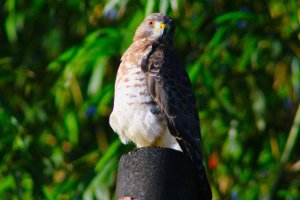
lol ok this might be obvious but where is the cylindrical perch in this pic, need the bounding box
[116,147,208,200]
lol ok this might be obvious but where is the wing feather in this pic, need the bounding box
[142,42,202,152]
[142,42,212,199]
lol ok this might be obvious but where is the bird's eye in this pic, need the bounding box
[148,20,154,26]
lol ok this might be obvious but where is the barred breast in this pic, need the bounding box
[109,39,178,149]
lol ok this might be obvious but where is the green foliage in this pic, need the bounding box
[0,0,299,199]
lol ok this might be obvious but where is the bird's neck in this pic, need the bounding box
[133,38,173,47]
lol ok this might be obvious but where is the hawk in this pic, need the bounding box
[110,13,212,199]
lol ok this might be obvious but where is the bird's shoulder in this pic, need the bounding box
[121,39,154,62]
[143,42,185,73]
[141,42,199,122]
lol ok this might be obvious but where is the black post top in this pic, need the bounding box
[116,147,210,200]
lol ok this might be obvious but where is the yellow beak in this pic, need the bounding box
[160,23,166,29]
[153,22,167,38]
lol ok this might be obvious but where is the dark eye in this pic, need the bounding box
[148,20,154,26]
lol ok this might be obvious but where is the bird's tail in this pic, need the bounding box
[178,140,212,200]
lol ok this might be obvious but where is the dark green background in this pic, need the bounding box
[1,0,299,199]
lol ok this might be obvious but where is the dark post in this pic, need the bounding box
[116,147,208,200]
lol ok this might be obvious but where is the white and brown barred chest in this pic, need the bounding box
[110,39,167,146]
[114,39,155,107]
[110,39,179,149]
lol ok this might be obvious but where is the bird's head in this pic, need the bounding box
[134,13,175,45]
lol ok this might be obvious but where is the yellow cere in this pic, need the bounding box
[160,23,166,29]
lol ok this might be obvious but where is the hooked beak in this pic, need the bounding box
[160,23,166,29]
[154,22,167,38]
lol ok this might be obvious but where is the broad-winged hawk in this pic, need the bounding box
[110,13,212,199]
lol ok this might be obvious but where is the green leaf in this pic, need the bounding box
[64,111,79,145]
[160,0,169,14]
[208,26,228,49]
[145,0,155,16]
[48,47,79,71]
[5,14,18,43]
[238,37,257,70]
[215,11,255,24]
[0,175,14,194]
[87,57,108,96]
[95,139,121,172]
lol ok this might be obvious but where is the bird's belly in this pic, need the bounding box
[110,68,166,146]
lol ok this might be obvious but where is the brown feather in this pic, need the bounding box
[142,41,212,199]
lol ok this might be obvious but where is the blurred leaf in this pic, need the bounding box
[215,11,257,24]
[0,175,14,195]
[222,121,242,160]
[238,36,257,70]
[64,111,79,146]
[291,57,300,98]
[95,139,121,171]
[5,14,18,43]
[83,140,121,200]
[87,57,108,96]
[145,0,155,16]
[207,26,229,49]
[159,0,169,14]
[48,47,79,72]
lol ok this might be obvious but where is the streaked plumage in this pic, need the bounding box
[110,13,212,199]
